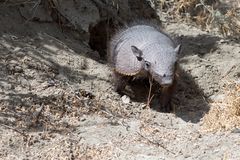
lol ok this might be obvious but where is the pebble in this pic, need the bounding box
[13,47,21,53]
[231,128,240,133]
[209,94,225,101]
[15,51,25,57]
[121,95,130,104]
[19,77,29,88]
[14,65,23,73]
[0,81,12,90]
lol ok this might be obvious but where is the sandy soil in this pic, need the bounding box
[0,1,240,160]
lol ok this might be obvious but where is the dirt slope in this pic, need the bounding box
[0,2,240,160]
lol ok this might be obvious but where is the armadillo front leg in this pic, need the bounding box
[160,79,177,112]
[113,71,130,94]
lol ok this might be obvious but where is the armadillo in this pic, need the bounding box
[108,24,181,112]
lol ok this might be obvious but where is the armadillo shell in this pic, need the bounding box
[114,48,142,76]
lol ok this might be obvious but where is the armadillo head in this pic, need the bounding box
[131,44,181,86]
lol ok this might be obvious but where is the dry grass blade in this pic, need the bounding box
[0,124,28,137]
[155,0,240,36]
[146,76,155,108]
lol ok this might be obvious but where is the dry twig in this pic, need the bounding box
[147,76,155,107]
[137,131,175,155]
[0,124,28,137]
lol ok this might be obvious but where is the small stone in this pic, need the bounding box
[14,65,23,73]
[231,128,240,133]
[80,118,86,122]
[219,39,226,43]
[0,81,12,90]
[47,79,56,87]
[9,60,18,65]
[19,77,29,88]
[15,51,25,57]
[13,47,21,53]
[209,94,225,101]
[235,72,240,78]
[121,95,130,104]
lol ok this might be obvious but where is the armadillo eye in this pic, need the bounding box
[144,61,151,69]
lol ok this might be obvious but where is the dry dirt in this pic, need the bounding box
[0,1,240,160]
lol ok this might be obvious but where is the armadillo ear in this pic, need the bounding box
[174,44,181,55]
[131,45,143,61]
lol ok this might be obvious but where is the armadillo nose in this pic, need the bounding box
[160,79,173,87]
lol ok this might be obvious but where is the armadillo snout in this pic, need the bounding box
[154,76,173,86]
[161,80,173,86]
